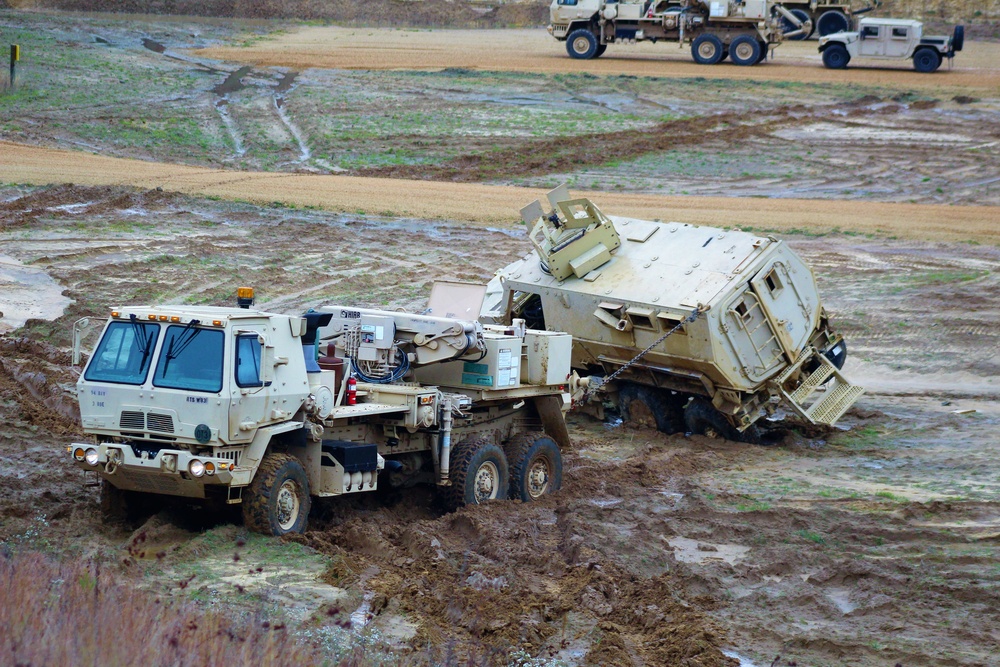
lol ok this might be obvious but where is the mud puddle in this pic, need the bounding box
[0,254,72,333]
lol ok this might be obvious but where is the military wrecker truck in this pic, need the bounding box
[69,289,572,535]
[549,0,806,65]
[479,187,864,442]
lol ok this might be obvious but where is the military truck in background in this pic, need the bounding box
[549,0,802,66]
[69,290,572,536]
[776,0,880,40]
[479,187,864,442]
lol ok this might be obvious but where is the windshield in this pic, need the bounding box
[152,325,225,393]
[84,321,159,385]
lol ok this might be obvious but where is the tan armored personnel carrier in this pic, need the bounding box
[480,187,863,442]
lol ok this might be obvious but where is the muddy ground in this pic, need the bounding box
[1,8,999,667]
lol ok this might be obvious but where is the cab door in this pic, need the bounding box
[859,24,884,56]
[885,25,911,57]
[721,289,785,383]
[228,329,270,442]
[749,261,818,363]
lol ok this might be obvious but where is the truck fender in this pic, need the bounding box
[532,394,571,451]
[230,421,307,487]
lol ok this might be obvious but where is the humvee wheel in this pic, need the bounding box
[566,29,599,60]
[443,437,509,511]
[913,47,942,73]
[817,10,849,36]
[618,383,684,434]
[242,453,311,536]
[821,44,850,69]
[952,25,964,52]
[505,432,563,502]
[729,35,762,66]
[691,34,725,65]
[684,398,761,444]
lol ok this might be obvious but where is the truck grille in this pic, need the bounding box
[120,411,145,430]
[119,411,175,434]
[147,413,175,433]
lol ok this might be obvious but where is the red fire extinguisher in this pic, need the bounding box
[346,376,357,405]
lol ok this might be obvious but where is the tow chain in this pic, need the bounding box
[576,304,706,406]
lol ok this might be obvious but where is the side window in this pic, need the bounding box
[763,268,783,294]
[235,335,263,388]
[891,27,908,38]
[557,0,578,5]
[862,26,879,38]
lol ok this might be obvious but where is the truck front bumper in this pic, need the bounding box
[69,442,236,497]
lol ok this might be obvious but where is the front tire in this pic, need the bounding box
[566,29,599,60]
[822,44,850,69]
[443,437,509,510]
[912,47,942,73]
[243,453,311,536]
[618,383,684,434]
[691,34,725,65]
[505,432,563,502]
[729,35,763,66]
[684,398,761,444]
[817,10,849,36]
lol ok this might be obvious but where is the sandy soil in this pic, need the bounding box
[3,141,999,244]
[195,28,1000,92]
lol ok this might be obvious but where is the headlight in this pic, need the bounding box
[84,448,100,466]
[73,447,86,462]
[188,459,205,477]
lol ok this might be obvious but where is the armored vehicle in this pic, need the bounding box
[819,17,964,71]
[480,187,863,441]
[69,290,571,535]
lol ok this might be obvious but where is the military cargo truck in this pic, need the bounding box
[480,187,863,442]
[69,290,571,535]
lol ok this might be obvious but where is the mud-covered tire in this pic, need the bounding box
[595,43,608,58]
[952,25,964,52]
[817,10,849,36]
[242,453,311,536]
[504,432,563,502]
[566,29,599,60]
[442,437,509,511]
[100,479,129,524]
[683,398,761,444]
[779,8,812,41]
[618,383,685,434]
[691,34,725,65]
[822,44,850,69]
[912,47,942,73]
[729,35,762,66]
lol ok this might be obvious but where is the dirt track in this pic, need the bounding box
[3,141,999,243]
[196,28,1000,92]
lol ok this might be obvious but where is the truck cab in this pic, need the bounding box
[819,17,963,72]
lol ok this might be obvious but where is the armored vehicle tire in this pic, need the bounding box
[821,44,850,69]
[504,432,563,502]
[684,399,761,444]
[595,44,608,57]
[566,29,599,59]
[443,437,509,511]
[729,36,763,66]
[913,47,942,73]
[817,10,849,36]
[691,34,725,65]
[619,383,685,434]
[242,453,311,536]
[952,25,964,52]
[100,479,159,524]
[780,9,812,40]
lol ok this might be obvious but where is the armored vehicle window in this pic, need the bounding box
[763,268,783,294]
[84,321,159,385]
[627,308,656,330]
[152,325,224,393]
[515,292,546,331]
[734,300,752,324]
[891,27,909,38]
[657,313,688,335]
[235,335,263,388]
[862,26,879,38]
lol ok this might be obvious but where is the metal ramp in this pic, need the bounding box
[773,347,865,426]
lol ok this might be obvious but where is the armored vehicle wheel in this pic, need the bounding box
[504,432,563,502]
[729,36,762,66]
[691,34,725,65]
[817,10,849,36]
[618,383,684,434]
[952,25,964,52]
[100,478,129,524]
[566,29,599,60]
[912,47,942,73]
[821,44,850,69]
[595,44,608,58]
[443,437,509,511]
[684,398,761,444]
[779,8,812,40]
[242,453,311,536]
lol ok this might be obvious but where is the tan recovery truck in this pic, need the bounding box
[69,290,572,535]
[549,0,805,65]
[479,187,864,442]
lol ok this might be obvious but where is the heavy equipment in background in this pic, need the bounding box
[69,289,572,535]
[776,0,880,40]
[819,17,963,71]
[479,187,864,442]
[549,0,802,66]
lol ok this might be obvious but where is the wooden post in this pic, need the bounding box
[9,45,19,88]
